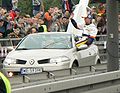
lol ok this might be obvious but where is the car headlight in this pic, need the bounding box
[4,58,16,64]
[50,56,70,63]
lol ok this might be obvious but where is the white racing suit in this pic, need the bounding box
[71,18,98,47]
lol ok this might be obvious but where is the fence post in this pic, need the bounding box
[107,0,119,71]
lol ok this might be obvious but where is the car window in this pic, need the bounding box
[16,34,73,49]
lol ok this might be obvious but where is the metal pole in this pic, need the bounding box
[107,0,119,71]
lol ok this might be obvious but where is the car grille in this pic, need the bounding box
[38,59,50,64]
[16,59,27,64]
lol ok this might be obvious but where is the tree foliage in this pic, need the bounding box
[18,0,32,15]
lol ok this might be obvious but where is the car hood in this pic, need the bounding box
[7,49,71,60]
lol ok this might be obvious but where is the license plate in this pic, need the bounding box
[20,67,43,75]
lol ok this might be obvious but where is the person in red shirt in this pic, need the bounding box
[9,8,20,21]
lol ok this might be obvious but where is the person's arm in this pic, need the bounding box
[69,13,83,30]
[0,33,3,37]
[71,18,79,29]
[44,12,52,21]
[71,18,84,30]
[40,1,44,13]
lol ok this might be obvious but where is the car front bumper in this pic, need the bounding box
[3,61,71,73]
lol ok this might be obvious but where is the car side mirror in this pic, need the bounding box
[76,44,88,51]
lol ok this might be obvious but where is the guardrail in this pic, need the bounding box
[12,70,120,93]
[0,38,22,62]
[0,38,22,47]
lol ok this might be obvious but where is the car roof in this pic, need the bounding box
[28,32,72,36]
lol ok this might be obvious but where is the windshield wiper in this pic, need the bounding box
[42,41,59,49]
[16,48,29,50]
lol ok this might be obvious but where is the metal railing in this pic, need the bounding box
[0,38,22,47]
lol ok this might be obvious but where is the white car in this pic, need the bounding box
[3,32,100,76]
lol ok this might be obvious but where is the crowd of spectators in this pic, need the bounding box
[0,2,107,39]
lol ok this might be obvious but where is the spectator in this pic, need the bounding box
[62,0,74,14]
[44,7,54,32]
[50,16,68,32]
[91,6,97,25]
[9,9,16,21]
[32,0,44,16]
[0,8,7,19]
[96,13,106,41]
[64,10,70,18]
[4,13,14,35]
[50,14,62,32]
[34,12,42,19]
[9,8,20,21]
[0,18,7,38]
[12,0,18,10]
[52,7,62,21]
[17,18,26,37]
[49,7,63,32]
[9,28,20,38]
[32,17,39,28]
[23,14,32,33]
[38,18,47,32]
[27,26,38,34]
[62,16,69,32]
[97,3,106,16]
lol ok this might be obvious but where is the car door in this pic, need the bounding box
[77,46,97,67]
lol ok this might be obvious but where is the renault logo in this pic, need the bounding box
[29,59,35,65]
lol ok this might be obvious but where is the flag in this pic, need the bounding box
[67,0,89,36]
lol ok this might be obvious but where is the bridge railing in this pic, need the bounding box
[0,38,22,62]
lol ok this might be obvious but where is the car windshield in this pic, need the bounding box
[16,33,73,49]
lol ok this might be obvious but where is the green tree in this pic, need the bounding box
[43,0,61,11]
[18,0,32,15]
